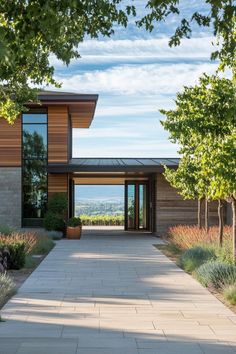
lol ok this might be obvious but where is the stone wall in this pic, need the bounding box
[0,167,21,228]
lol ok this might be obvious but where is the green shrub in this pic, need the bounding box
[179,246,215,272]
[0,232,37,254]
[48,193,68,214]
[4,242,26,269]
[0,273,16,307]
[46,231,63,240]
[223,284,236,305]
[24,255,38,268]
[32,236,54,255]
[43,212,65,231]
[195,261,236,289]
[67,217,82,227]
[0,225,15,235]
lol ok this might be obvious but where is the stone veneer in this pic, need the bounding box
[0,167,21,228]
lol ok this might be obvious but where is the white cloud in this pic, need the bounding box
[56,62,219,96]
[50,36,217,67]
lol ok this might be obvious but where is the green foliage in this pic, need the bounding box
[32,236,54,255]
[0,2,234,123]
[43,212,65,231]
[47,193,68,214]
[46,231,63,240]
[0,1,135,123]
[162,75,236,205]
[0,241,26,270]
[165,243,182,256]
[223,284,236,305]
[80,214,124,226]
[0,225,15,235]
[24,255,38,269]
[67,217,82,227]
[179,246,215,272]
[195,261,236,289]
[0,273,16,308]
[44,193,67,232]
[205,242,234,265]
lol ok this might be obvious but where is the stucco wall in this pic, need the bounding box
[0,167,21,228]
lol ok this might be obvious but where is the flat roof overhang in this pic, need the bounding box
[47,158,180,174]
[27,91,98,129]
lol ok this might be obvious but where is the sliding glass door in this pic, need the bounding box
[125,182,149,230]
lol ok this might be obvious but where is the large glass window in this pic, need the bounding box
[22,113,48,226]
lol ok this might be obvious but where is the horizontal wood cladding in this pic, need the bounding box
[155,173,218,235]
[0,117,21,166]
[48,174,68,198]
[70,101,96,128]
[48,106,69,163]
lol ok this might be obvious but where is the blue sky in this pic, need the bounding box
[50,0,220,158]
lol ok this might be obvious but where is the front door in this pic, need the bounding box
[125,181,149,231]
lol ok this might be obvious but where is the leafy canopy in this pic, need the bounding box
[0,1,235,123]
[161,74,236,202]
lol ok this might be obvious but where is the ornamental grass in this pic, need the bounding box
[0,232,37,254]
[167,225,232,250]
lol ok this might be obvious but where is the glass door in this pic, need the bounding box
[125,181,149,230]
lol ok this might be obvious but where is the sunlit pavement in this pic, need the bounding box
[0,230,236,354]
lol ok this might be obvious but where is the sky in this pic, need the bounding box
[50,0,221,158]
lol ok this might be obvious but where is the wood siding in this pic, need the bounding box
[70,101,96,128]
[48,173,68,198]
[0,117,21,166]
[155,173,218,235]
[48,106,69,163]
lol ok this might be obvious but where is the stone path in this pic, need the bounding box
[0,230,236,354]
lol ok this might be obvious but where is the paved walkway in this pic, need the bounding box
[1,231,236,354]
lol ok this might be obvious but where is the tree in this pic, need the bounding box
[161,74,236,254]
[197,134,236,251]
[164,155,205,228]
[0,1,235,124]
[0,0,135,124]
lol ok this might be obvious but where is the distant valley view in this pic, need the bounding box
[74,185,124,225]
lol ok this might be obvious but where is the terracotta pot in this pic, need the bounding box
[66,225,82,239]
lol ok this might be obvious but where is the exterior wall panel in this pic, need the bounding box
[0,117,21,166]
[48,106,69,163]
[155,173,218,235]
[0,167,21,227]
[48,173,68,197]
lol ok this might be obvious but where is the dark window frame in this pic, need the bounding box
[21,110,48,227]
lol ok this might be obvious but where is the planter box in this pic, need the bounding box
[66,225,82,239]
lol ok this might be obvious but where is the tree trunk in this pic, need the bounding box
[232,198,236,261]
[198,199,203,229]
[205,199,209,233]
[218,199,224,247]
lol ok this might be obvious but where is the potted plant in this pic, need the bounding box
[66,217,82,239]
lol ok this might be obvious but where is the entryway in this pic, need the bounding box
[70,176,155,232]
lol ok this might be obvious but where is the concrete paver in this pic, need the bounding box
[0,230,236,353]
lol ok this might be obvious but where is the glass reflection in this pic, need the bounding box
[127,184,135,229]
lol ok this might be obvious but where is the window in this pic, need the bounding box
[22,112,48,226]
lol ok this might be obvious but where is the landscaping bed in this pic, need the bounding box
[155,224,236,314]
[0,226,55,311]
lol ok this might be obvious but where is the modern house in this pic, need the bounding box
[0,91,219,233]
